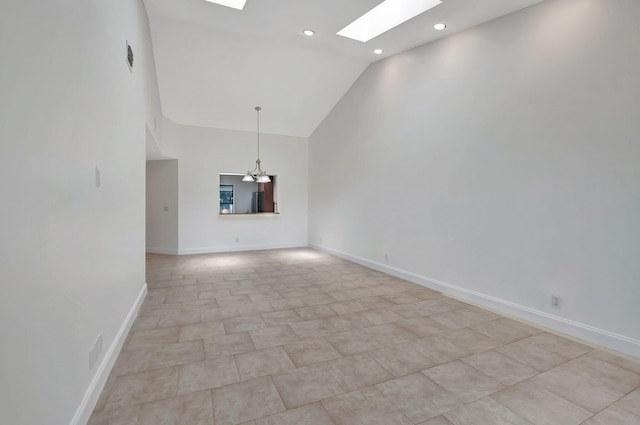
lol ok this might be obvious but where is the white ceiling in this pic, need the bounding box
[144,0,545,137]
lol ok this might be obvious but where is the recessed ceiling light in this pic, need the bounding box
[337,0,443,43]
[433,23,447,30]
[373,49,384,55]
[303,29,315,36]
[203,0,247,11]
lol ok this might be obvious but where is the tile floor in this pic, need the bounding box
[89,248,640,425]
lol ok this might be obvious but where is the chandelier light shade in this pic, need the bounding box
[243,106,271,183]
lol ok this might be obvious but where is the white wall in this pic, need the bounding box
[146,160,179,254]
[309,0,640,357]
[0,1,163,424]
[162,119,308,254]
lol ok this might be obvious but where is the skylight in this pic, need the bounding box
[337,0,443,42]
[203,0,247,11]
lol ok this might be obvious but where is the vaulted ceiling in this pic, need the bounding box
[144,0,545,137]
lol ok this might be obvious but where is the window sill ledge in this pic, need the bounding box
[219,213,280,216]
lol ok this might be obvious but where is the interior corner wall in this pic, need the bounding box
[309,0,640,357]
[146,159,179,254]
[0,1,163,424]
[161,119,308,254]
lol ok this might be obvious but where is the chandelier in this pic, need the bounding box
[243,106,271,183]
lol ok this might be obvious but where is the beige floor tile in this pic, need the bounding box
[105,367,178,410]
[201,306,239,321]
[413,334,470,364]
[325,313,372,332]
[177,356,240,393]
[88,406,140,425]
[236,347,295,380]
[491,381,592,425]
[495,318,542,336]
[138,304,186,318]
[394,299,458,318]
[422,360,505,403]
[617,387,640,416]
[584,405,640,425]
[131,316,160,332]
[461,351,538,386]
[273,363,345,409]
[459,306,502,323]
[179,321,225,342]
[283,338,342,367]
[429,310,477,330]
[366,323,419,346]
[238,302,275,316]
[254,403,336,425]
[156,311,201,329]
[444,397,533,425]
[564,355,640,393]
[322,386,413,425]
[112,340,204,376]
[303,293,336,306]
[249,325,299,349]
[496,339,568,372]
[589,350,640,374]
[93,378,115,413]
[358,296,397,309]
[327,290,356,302]
[328,301,367,315]
[261,309,303,325]
[325,353,393,391]
[290,319,338,338]
[402,287,440,300]
[224,315,267,334]
[418,417,454,425]
[470,320,532,344]
[443,328,500,353]
[296,305,337,320]
[138,390,214,425]
[127,327,181,351]
[361,308,404,325]
[198,289,231,300]
[217,295,252,306]
[398,317,447,337]
[101,250,636,425]
[167,293,200,304]
[212,376,285,425]
[376,373,461,423]
[529,361,624,412]
[383,293,422,305]
[279,289,309,299]
[521,333,591,359]
[369,342,435,377]
[271,297,307,311]
[205,333,255,357]
[326,330,382,355]
[248,293,283,303]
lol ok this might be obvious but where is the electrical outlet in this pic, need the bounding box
[163,206,169,212]
[95,167,101,188]
[235,238,239,243]
[384,253,389,262]
[551,295,561,309]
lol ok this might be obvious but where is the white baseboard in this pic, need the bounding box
[178,242,308,255]
[310,243,640,359]
[69,283,148,425]
[146,247,179,255]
